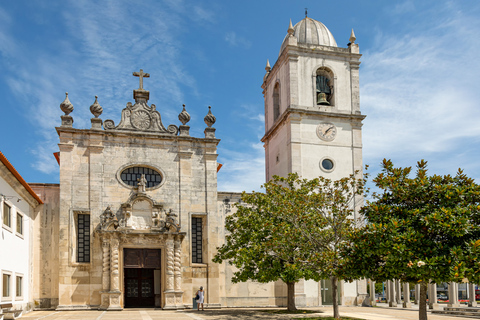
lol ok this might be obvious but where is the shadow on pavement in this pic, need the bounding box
[182,308,325,319]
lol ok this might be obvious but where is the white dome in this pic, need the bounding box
[280,17,337,56]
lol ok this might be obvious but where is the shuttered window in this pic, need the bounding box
[192,217,203,263]
[77,214,91,263]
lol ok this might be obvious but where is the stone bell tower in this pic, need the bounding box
[261,17,364,184]
[261,16,366,306]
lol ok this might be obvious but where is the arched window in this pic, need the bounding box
[273,82,280,121]
[315,68,334,106]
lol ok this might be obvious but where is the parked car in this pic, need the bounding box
[437,293,448,300]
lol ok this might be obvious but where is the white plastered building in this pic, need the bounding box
[0,151,43,315]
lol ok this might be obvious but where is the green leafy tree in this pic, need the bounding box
[279,173,366,319]
[213,172,366,318]
[213,173,320,311]
[344,159,480,320]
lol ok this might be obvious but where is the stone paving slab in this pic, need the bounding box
[19,307,477,320]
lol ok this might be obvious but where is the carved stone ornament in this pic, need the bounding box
[104,101,178,134]
[165,209,179,232]
[60,92,74,115]
[178,104,191,125]
[103,70,178,134]
[204,106,216,128]
[90,95,103,118]
[112,192,180,233]
[99,206,119,231]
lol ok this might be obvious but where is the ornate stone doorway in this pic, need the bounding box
[124,249,161,308]
[124,268,155,307]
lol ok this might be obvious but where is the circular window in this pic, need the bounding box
[320,158,335,172]
[120,166,162,188]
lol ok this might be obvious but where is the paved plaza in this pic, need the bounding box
[19,306,475,320]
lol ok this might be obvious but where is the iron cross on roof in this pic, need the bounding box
[133,69,150,90]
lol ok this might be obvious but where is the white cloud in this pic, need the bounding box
[391,0,415,14]
[361,6,480,179]
[193,6,214,22]
[217,142,265,192]
[0,0,204,179]
[225,31,251,48]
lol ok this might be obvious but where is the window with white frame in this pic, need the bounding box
[15,275,22,298]
[3,202,11,228]
[16,212,23,235]
[2,272,11,299]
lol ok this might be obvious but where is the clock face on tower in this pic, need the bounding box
[316,122,337,141]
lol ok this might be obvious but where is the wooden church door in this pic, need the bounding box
[124,249,161,308]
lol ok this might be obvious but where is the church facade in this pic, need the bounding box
[2,16,367,312]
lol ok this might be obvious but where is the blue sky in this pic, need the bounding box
[0,0,479,192]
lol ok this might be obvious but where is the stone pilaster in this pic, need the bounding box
[349,60,361,114]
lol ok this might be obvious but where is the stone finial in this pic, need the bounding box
[60,92,74,115]
[178,104,191,125]
[349,29,356,44]
[90,96,103,118]
[288,19,294,36]
[265,59,271,72]
[204,106,216,128]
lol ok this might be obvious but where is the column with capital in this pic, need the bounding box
[174,235,182,291]
[107,237,122,310]
[164,235,176,309]
[102,239,110,291]
[99,238,111,310]
[110,238,120,291]
[173,235,185,309]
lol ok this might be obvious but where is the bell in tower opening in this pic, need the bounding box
[316,75,332,105]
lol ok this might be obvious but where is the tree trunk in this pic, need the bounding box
[287,281,297,311]
[332,276,340,319]
[419,281,428,320]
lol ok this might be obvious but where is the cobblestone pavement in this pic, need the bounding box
[19,306,475,320]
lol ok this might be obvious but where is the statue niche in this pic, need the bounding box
[316,67,334,106]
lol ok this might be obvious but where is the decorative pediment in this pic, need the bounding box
[103,69,178,135]
[104,100,178,134]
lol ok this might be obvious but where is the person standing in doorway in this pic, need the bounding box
[196,286,205,311]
